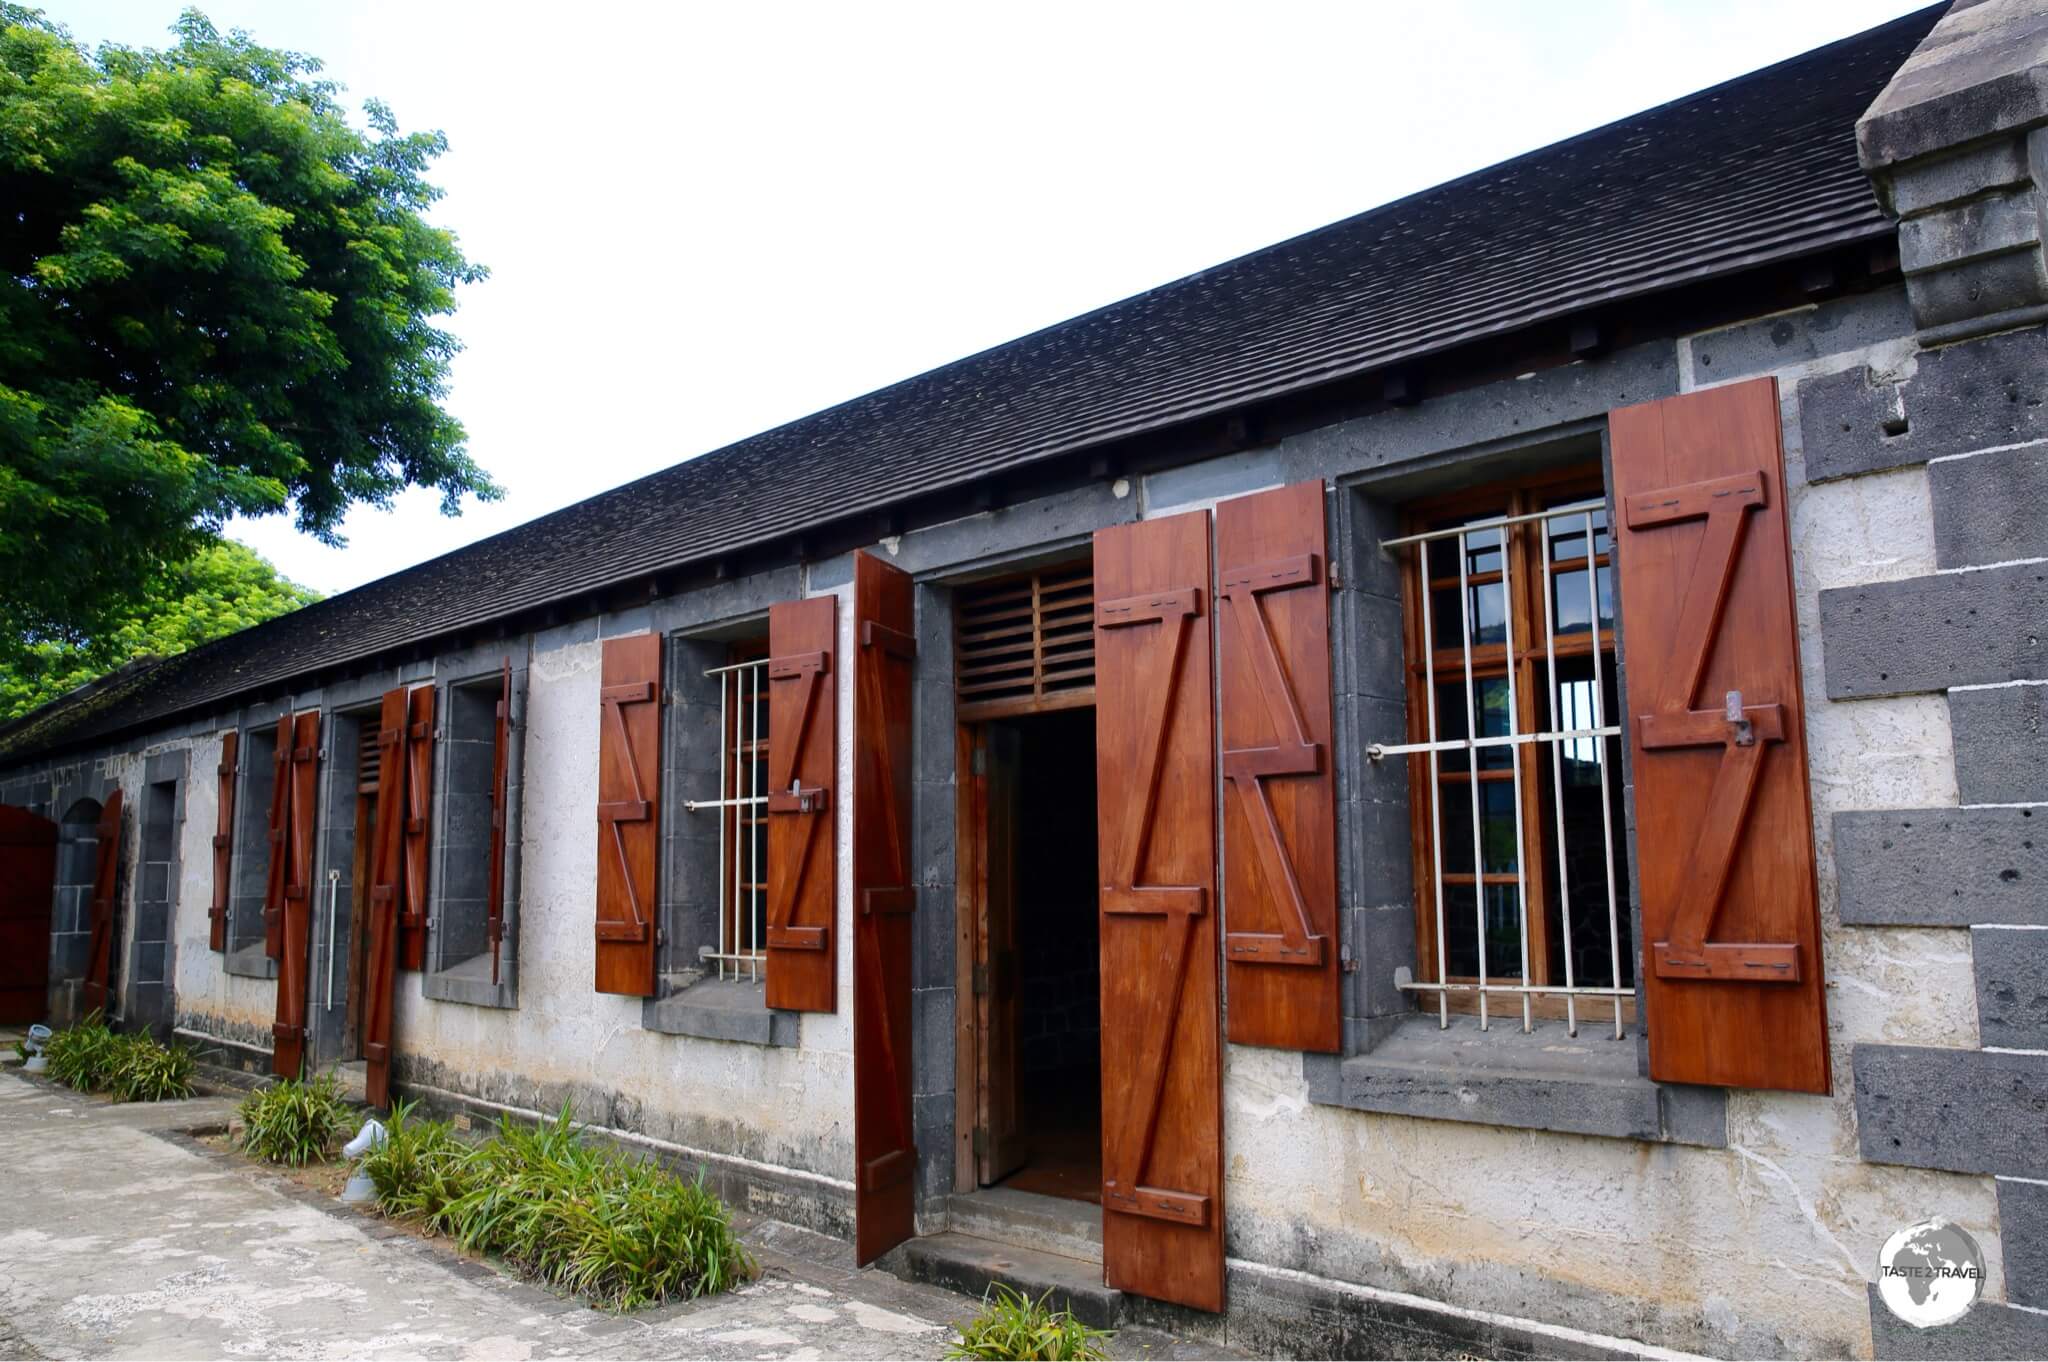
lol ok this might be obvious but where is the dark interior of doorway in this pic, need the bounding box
[982,705,1101,1204]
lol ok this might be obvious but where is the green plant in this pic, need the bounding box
[42,1011,123,1091]
[108,1036,196,1102]
[433,1107,754,1310]
[946,1285,1111,1362]
[238,1072,351,1166]
[11,1037,27,1063]
[361,1098,473,1222]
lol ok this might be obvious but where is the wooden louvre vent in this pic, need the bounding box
[357,722,382,794]
[954,560,1095,720]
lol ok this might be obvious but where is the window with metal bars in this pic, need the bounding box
[954,559,1095,721]
[682,645,770,981]
[1374,467,1635,1037]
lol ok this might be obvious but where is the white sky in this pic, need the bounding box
[54,0,1930,597]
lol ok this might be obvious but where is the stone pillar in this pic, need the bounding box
[1858,0,2048,342]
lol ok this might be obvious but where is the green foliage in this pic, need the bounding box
[0,538,319,720]
[238,1071,350,1165]
[359,1097,473,1223]
[946,1285,1111,1362]
[37,1011,194,1100]
[107,1035,195,1102]
[426,1107,753,1311]
[41,1009,122,1090]
[0,4,495,667]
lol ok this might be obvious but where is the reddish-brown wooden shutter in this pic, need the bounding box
[363,686,410,1108]
[488,658,512,985]
[1215,480,1340,1053]
[208,731,238,952]
[596,634,662,996]
[1092,510,1224,1313]
[1609,377,1829,1094]
[766,595,838,1013]
[851,553,918,1264]
[399,685,436,970]
[80,788,124,1014]
[262,713,292,958]
[272,710,321,1079]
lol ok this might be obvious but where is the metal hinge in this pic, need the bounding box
[971,745,986,776]
[971,963,989,997]
[971,1127,989,1157]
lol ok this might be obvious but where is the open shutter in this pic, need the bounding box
[488,658,512,984]
[272,710,321,1079]
[1092,510,1224,1313]
[765,595,838,1013]
[399,686,436,970]
[596,634,661,996]
[262,713,291,958]
[1215,480,1340,1053]
[852,552,918,1264]
[363,687,409,1108]
[81,788,124,1013]
[208,731,238,952]
[1610,377,1829,1094]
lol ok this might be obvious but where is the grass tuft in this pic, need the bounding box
[42,1010,123,1090]
[946,1284,1111,1361]
[106,1035,195,1101]
[238,1072,351,1165]
[359,1097,473,1223]
[366,1104,753,1311]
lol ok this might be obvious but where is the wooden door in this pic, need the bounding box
[1609,377,1830,1093]
[1216,480,1340,1052]
[363,687,409,1108]
[399,685,436,970]
[80,789,125,1015]
[975,722,1028,1186]
[1092,510,1224,1313]
[273,710,321,1079]
[852,551,919,1265]
[0,806,58,1024]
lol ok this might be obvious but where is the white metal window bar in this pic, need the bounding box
[1369,497,1629,1037]
[683,656,769,981]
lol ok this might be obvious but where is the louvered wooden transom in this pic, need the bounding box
[954,561,1095,719]
[356,722,381,794]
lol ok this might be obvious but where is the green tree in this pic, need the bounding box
[0,4,494,667]
[0,538,320,721]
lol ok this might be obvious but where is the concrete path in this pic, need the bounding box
[0,1070,1212,1360]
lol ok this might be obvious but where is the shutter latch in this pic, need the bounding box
[1725,690,1755,747]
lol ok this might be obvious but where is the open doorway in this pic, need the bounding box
[970,705,1101,1203]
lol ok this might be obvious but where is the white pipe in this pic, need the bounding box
[325,868,340,1011]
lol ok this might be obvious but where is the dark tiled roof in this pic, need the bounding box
[0,5,1940,764]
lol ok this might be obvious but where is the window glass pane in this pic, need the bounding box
[1535,655,1632,991]
[1438,779,1518,875]
[1426,524,1503,581]
[1431,581,1506,650]
[1550,565,1615,636]
[1441,882,1525,980]
[1433,677,1512,771]
[1545,505,1610,562]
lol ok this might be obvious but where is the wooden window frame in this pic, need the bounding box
[1397,462,1634,1025]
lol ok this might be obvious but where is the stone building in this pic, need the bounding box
[2,3,2043,1356]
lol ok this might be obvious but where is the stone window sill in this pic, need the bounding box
[222,941,277,981]
[642,976,798,1047]
[1303,1014,1726,1147]
[422,952,517,1010]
